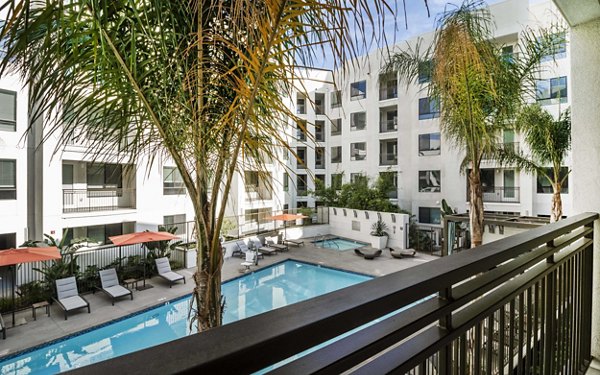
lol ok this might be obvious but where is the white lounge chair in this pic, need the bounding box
[235,240,264,260]
[255,236,278,256]
[284,238,304,247]
[155,257,186,288]
[241,251,257,272]
[99,268,133,305]
[54,277,90,320]
[266,237,288,252]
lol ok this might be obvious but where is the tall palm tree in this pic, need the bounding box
[500,105,571,222]
[0,0,392,330]
[386,0,561,247]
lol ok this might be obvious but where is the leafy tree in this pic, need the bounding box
[312,176,401,213]
[498,105,571,222]
[386,0,561,246]
[0,0,391,330]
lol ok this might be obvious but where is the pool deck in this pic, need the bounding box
[0,239,436,359]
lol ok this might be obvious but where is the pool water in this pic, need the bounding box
[0,261,371,374]
[312,237,368,251]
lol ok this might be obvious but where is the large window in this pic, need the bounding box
[0,90,16,132]
[315,120,325,142]
[163,166,185,195]
[66,222,135,246]
[164,214,186,235]
[0,233,16,250]
[297,174,307,196]
[296,93,306,114]
[283,173,289,191]
[331,146,342,163]
[379,73,397,100]
[296,147,307,169]
[419,207,441,225]
[419,170,441,193]
[419,97,440,119]
[350,142,367,161]
[87,163,123,189]
[314,93,325,115]
[331,118,342,136]
[331,90,342,108]
[541,32,567,61]
[536,76,567,104]
[418,60,432,84]
[331,174,343,190]
[315,147,325,169]
[537,167,569,194]
[350,80,367,100]
[350,173,366,184]
[0,159,16,199]
[244,171,259,191]
[296,120,307,141]
[380,171,398,199]
[350,112,366,131]
[418,133,441,156]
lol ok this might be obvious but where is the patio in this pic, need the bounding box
[0,238,435,358]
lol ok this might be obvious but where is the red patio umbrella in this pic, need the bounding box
[109,231,179,290]
[266,213,309,241]
[0,247,61,326]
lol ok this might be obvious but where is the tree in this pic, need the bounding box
[386,0,561,247]
[0,0,392,330]
[499,105,571,222]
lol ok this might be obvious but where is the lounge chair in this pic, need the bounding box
[0,314,5,339]
[235,240,264,260]
[241,251,257,272]
[98,268,133,305]
[254,237,278,256]
[155,257,186,288]
[284,238,304,247]
[54,277,90,320]
[389,247,417,259]
[266,238,288,252]
[354,248,382,260]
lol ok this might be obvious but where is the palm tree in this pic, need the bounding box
[500,105,571,222]
[0,0,392,330]
[386,0,561,247]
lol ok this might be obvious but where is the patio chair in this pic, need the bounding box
[98,268,133,305]
[54,277,91,320]
[0,313,5,339]
[266,238,288,252]
[354,248,382,260]
[235,240,264,260]
[389,247,417,259]
[155,257,186,288]
[241,251,257,272]
[255,237,278,256]
[284,238,304,247]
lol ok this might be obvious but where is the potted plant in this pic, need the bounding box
[370,219,389,250]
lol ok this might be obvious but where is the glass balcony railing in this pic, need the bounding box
[379,152,398,165]
[62,188,136,213]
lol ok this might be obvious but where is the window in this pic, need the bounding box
[331,90,342,108]
[418,60,432,84]
[380,171,398,199]
[350,173,366,184]
[379,73,397,100]
[0,233,16,250]
[244,171,259,191]
[0,159,16,199]
[331,174,343,190]
[315,120,325,142]
[418,133,441,156]
[419,97,440,119]
[314,93,325,115]
[331,146,342,163]
[536,76,567,104]
[537,167,569,194]
[379,140,397,166]
[296,120,307,141]
[350,112,366,131]
[164,214,186,235]
[62,164,74,185]
[419,170,441,192]
[331,118,342,136]
[296,93,306,114]
[245,208,272,225]
[297,174,307,196]
[501,45,514,63]
[419,207,441,224]
[350,80,367,100]
[0,90,16,132]
[315,147,325,169]
[350,142,367,161]
[315,174,325,186]
[163,166,185,195]
[69,223,134,246]
[379,107,398,132]
[283,173,289,191]
[87,163,123,189]
[541,32,567,61]
[296,147,307,169]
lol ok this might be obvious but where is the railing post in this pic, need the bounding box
[438,286,453,375]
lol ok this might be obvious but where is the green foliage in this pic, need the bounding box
[220,219,237,240]
[370,220,389,237]
[18,281,51,305]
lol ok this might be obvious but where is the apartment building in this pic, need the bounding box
[285,0,572,228]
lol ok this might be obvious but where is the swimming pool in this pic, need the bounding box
[312,237,368,251]
[0,261,371,374]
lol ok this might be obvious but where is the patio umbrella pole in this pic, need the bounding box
[137,243,153,291]
[11,265,15,327]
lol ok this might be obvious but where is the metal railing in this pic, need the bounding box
[380,152,398,165]
[380,119,398,132]
[62,188,136,213]
[379,87,398,100]
[467,186,521,203]
[77,213,597,375]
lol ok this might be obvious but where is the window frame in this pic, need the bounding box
[418,133,441,156]
[0,89,17,132]
[0,159,16,200]
[418,170,441,193]
[418,97,440,120]
[350,80,367,100]
[163,166,186,195]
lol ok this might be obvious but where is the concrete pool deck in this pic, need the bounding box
[0,239,436,359]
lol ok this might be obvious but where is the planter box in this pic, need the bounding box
[184,248,197,268]
[370,235,388,250]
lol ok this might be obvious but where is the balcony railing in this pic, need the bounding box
[380,152,398,165]
[245,187,272,201]
[380,119,398,133]
[351,149,367,161]
[79,212,598,374]
[468,186,521,203]
[62,188,136,213]
[315,161,325,169]
[379,87,398,100]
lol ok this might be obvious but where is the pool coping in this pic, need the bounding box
[0,258,374,363]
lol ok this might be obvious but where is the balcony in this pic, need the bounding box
[62,188,136,213]
[379,118,397,133]
[468,186,521,203]
[380,152,398,166]
[483,142,520,160]
[245,187,272,201]
[82,212,598,374]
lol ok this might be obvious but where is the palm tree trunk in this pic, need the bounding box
[469,168,485,247]
[551,182,562,223]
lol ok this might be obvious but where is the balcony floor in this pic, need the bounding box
[0,239,436,359]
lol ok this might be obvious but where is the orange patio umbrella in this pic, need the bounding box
[0,247,61,326]
[109,231,179,290]
[266,213,308,241]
